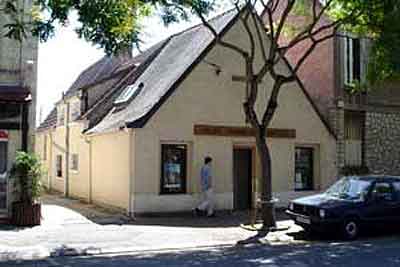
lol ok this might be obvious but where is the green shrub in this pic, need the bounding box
[10,152,43,203]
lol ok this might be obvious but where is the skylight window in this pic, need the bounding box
[115,82,144,105]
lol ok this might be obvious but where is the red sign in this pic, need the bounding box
[0,130,8,140]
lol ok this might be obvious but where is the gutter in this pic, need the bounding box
[63,98,70,197]
[84,135,93,203]
[127,127,134,218]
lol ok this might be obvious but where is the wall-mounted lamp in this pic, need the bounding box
[203,60,222,76]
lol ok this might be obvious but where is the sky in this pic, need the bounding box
[36,14,195,125]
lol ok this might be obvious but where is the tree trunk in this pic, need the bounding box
[255,129,276,230]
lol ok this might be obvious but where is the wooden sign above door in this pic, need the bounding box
[194,125,296,139]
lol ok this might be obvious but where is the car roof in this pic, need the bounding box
[346,175,400,183]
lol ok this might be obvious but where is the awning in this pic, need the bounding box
[0,85,30,102]
[0,130,8,141]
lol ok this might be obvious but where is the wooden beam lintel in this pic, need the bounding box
[194,124,296,139]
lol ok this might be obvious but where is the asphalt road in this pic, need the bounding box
[3,237,400,267]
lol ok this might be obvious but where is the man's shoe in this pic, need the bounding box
[207,212,216,218]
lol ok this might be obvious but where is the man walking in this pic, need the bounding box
[195,156,215,217]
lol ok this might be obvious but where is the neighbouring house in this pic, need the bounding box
[262,0,400,175]
[36,7,336,215]
[0,0,38,220]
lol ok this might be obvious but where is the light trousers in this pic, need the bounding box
[197,188,215,216]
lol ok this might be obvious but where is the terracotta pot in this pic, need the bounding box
[11,202,41,226]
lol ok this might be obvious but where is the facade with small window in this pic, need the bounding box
[37,8,337,214]
[36,94,92,200]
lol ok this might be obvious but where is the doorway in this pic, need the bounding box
[233,148,253,210]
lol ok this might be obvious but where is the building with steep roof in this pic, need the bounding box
[36,7,336,214]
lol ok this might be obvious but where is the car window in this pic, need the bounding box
[372,182,394,202]
[393,182,400,201]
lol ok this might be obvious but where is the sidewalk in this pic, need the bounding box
[0,194,300,261]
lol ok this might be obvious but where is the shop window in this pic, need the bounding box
[161,144,187,194]
[0,141,7,175]
[0,104,20,120]
[71,154,79,171]
[56,155,63,177]
[295,147,314,191]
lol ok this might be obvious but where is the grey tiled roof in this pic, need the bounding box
[87,9,239,134]
[83,40,170,130]
[65,54,134,97]
[36,40,168,132]
[36,107,57,131]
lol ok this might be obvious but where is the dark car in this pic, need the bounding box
[286,175,400,240]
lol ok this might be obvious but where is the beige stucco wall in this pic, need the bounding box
[35,96,91,201]
[90,130,131,210]
[68,123,90,200]
[131,12,336,213]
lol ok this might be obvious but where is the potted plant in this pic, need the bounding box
[10,152,43,226]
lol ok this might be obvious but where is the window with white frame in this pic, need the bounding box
[344,36,361,85]
[43,135,47,160]
[56,155,63,177]
[71,154,79,171]
[70,101,81,121]
[57,106,65,126]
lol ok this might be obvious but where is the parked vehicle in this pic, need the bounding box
[286,175,400,240]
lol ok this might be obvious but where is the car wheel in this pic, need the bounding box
[342,218,359,240]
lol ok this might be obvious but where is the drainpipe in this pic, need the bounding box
[127,128,134,218]
[64,99,70,197]
[84,135,93,203]
[48,131,53,190]
[20,102,29,152]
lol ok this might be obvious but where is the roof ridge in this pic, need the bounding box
[132,7,238,56]
[169,8,237,39]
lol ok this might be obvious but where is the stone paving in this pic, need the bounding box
[0,194,301,262]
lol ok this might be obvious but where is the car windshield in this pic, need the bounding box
[325,177,372,201]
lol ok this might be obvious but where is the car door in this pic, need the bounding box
[368,181,397,223]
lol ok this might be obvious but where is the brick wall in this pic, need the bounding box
[262,0,337,121]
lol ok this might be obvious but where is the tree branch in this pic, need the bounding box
[274,0,295,44]
[262,76,284,126]
[237,4,256,61]
[292,29,338,73]
[194,7,249,59]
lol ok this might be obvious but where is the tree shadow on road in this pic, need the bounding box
[5,238,400,267]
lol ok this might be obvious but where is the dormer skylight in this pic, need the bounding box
[114,82,144,105]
